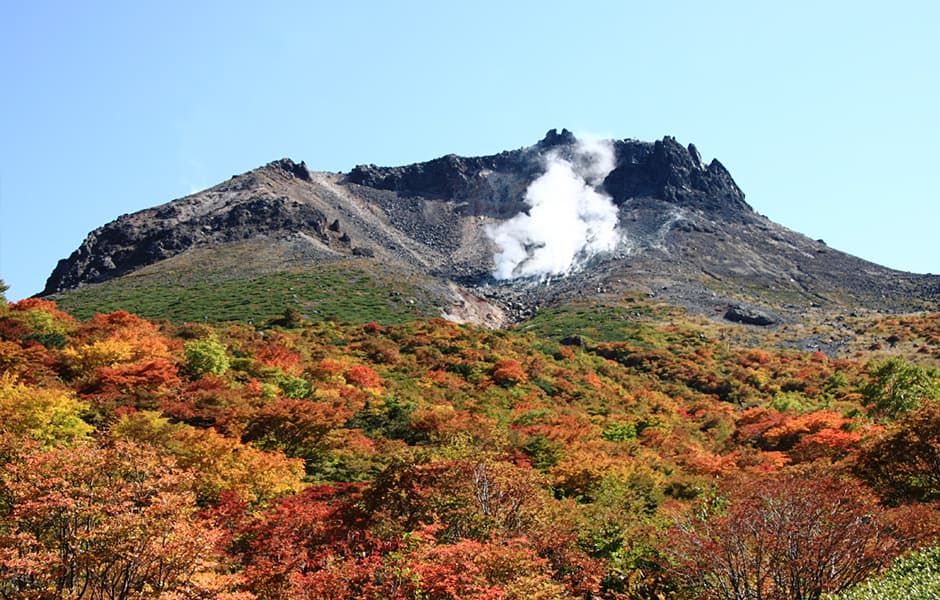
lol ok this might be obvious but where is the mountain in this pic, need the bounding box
[42,129,940,328]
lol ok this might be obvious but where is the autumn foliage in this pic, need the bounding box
[1,295,938,598]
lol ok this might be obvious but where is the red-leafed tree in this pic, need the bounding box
[251,334,305,376]
[669,471,905,600]
[231,484,382,599]
[344,364,384,390]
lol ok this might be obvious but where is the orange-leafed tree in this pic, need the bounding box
[251,334,305,376]
[492,359,529,386]
[344,364,384,390]
[0,441,229,599]
[242,397,353,476]
[65,310,175,367]
[377,531,567,600]
[60,311,182,411]
[363,454,551,543]
[109,410,305,505]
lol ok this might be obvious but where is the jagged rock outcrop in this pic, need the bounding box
[603,136,751,218]
[347,129,750,221]
[346,129,573,200]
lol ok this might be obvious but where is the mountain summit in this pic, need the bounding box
[42,130,939,326]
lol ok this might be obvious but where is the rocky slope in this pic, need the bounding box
[42,130,940,327]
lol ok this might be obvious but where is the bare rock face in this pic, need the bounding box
[604,136,751,219]
[347,128,574,198]
[347,130,750,222]
[346,129,570,218]
[41,131,940,323]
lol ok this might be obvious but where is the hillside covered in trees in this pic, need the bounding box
[2,283,940,599]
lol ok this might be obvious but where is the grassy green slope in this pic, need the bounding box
[52,264,440,325]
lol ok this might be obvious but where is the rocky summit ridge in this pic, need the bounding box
[42,129,940,328]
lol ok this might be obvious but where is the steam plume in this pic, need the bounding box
[488,137,620,280]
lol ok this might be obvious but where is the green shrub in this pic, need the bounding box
[522,434,562,470]
[770,390,814,413]
[276,374,311,399]
[183,337,230,377]
[602,421,637,442]
[863,357,940,419]
[825,546,940,600]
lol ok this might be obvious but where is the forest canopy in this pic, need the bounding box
[1,293,939,599]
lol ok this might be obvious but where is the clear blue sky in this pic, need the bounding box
[2,1,938,301]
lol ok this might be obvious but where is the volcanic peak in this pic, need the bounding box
[39,129,939,329]
[348,129,751,221]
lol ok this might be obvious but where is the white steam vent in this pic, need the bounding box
[487,136,621,280]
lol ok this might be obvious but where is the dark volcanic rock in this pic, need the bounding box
[349,130,750,222]
[724,304,777,327]
[536,127,578,148]
[560,334,586,347]
[603,136,751,218]
[349,154,486,199]
[346,128,581,202]
[214,197,327,238]
[272,158,311,182]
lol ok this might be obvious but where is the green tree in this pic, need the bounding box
[602,421,637,442]
[183,336,230,377]
[863,357,940,419]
